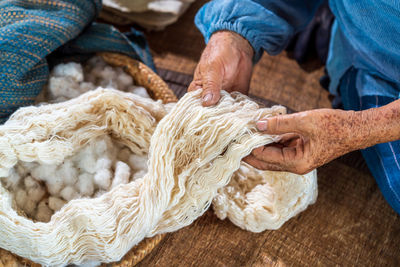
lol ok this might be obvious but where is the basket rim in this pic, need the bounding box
[2,52,175,266]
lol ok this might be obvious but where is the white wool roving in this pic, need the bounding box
[0,89,317,265]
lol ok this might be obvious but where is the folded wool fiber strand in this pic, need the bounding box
[0,89,317,265]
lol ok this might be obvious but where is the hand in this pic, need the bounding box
[244,109,365,174]
[188,31,254,106]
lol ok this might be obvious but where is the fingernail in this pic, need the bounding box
[203,93,213,103]
[256,121,267,131]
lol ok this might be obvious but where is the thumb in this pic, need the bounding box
[201,70,222,107]
[256,114,299,135]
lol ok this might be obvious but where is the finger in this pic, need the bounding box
[251,138,304,164]
[187,80,202,92]
[201,69,223,106]
[243,154,286,171]
[256,114,299,135]
[252,145,285,164]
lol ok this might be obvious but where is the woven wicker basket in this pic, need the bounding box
[0,52,176,266]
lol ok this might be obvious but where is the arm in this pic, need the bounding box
[189,0,323,106]
[244,100,400,174]
[195,0,324,61]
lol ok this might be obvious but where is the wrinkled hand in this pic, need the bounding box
[188,31,254,106]
[244,109,364,174]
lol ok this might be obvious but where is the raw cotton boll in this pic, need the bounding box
[27,183,46,203]
[117,147,132,163]
[79,82,96,94]
[116,71,133,90]
[128,154,148,172]
[15,189,28,210]
[3,168,21,190]
[31,164,58,182]
[131,170,146,181]
[48,196,66,212]
[77,173,95,196]
[57,160,78,186]
[46,177,65,196]
[36,200,53,222]
[94,136,114,157]
[127,86,151,98]
[24,175,39,189]
[112,161,131,188]
[20,161,38,171]
[48,76,81,99]
[94,169,112,190]
[60,186,79,201]
[52,62,84,82]
[96,157,112,171]
[15,164,29,177]
[99,66,117,87]
[76,146,98,174]
[23,199,37,217]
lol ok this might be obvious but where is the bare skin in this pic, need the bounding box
[188,31,254,105]
[188,30,400,174]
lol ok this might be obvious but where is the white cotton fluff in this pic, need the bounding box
[94,169,112,190]
[117,72,133,89]
[132,169,146,181]
[15,189,27,210]
[52,62,84,82]
[24,176,38,189]
[112,161,130,188]
[27,184,46,203]
[77,173,95,196]
[46,178,64,196]
[48,196,66,212]
[60,186,79,201]
[23,199,37,217]
[57,160,78,186]
[127,86,151,98]
[5,134,145,223]
[31,164,58,182]
[48,76,81,99]
[129,154,148,172]
[36,200,53,222]
[96,157,112,170]
[45,56,151,103]
[76,146,98,174]
[3,168,21,190]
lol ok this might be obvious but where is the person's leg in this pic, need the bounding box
[339,68,400,214]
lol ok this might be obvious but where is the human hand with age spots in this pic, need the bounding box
[244,104,400,175]
[188,30,254,106]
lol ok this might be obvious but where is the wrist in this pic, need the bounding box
[210,31,254,59]
[356,99,400,147]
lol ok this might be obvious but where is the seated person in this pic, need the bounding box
[188,0,400,214]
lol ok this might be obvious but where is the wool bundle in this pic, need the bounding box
[0,88,317,265]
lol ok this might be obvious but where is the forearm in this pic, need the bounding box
[342,99,400,153]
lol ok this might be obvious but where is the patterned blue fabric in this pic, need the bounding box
[340,68,400,215]
[195,0,400,97]
[0,0,154,123]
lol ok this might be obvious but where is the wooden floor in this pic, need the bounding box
[133,1,400,266]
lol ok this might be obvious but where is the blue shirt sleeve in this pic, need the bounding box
[195,0,323,62]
